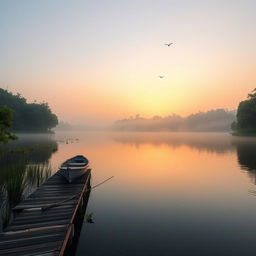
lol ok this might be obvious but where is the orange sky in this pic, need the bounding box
[1,1,256,125]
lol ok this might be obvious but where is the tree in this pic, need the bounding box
[235,88,256,134]
[247,88,256,100]
[0,105,17,143]
[231,121,237,131]
[0,89,58,132]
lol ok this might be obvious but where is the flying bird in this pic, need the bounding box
[165,43,173,47]
[158,75,165,79]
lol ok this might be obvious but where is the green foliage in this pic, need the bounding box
[0,134,57,229]
[247,88,256,100]
[231,121,237,131]
[0,105,17,143]
[1,163,27,206]
[26,164,51,188]
[0,89,58,132]
[0,162,51,228]
[85,212,94,223]
[236,88,256,134]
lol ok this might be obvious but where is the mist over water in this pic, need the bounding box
[1,132,256,255]
[53,131,256,256]
[113,109,236,132]
[1,0,256,254]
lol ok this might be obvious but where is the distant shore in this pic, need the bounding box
[232,132,256,137]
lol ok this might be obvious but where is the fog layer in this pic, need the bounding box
[113,109,236,132]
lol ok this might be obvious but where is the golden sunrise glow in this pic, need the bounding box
[1,1,256,125]
[51,132,244,197]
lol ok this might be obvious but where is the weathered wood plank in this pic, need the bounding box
[0,241,62,255]
[0,169,91,256]
[11,215,72,226]
[5,218,71,231]
[13,201,77,210]
[0,233,65,250]
[13,206,74,216]
[17,209,73,219]
[0,226,67,241]
[22,197,79,204]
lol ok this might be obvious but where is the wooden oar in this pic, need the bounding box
[41,176,114,211]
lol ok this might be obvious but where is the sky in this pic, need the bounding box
[0,0,256,125]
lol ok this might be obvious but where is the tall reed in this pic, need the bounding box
[0,162,52,229]
[26,164,51,189]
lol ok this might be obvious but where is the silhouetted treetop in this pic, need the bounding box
[232,89,256,135]
[113,109,235,132]
[0,89,58,132]
[247,88,256,100]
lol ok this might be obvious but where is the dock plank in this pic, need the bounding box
[0,169,91,256]
[0,241,62,255]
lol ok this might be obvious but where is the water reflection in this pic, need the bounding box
[0,134,58,230]
[232,137,256,184]
[2,132,256,255]
[113,132,235,154]
[0,134,58,164]
[75,132,256,256]
[113,132,256,183]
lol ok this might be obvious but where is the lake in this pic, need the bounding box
[1,132,256,256]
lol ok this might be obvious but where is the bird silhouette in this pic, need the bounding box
[165,43,173,47]
[158,75,165,79]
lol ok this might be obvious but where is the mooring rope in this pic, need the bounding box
[41,176,114,211]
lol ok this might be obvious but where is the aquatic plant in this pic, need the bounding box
[0,162,52,229]
[85,212,94,223]
[26,164,51,188]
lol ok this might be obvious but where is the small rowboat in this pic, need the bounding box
[59,155,89,183]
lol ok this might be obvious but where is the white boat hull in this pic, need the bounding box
[59,155,89,183]
[60,165,89,183]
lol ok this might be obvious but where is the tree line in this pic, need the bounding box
[113,109,236,132]
[231,89,256,135]
[0,89,58,140]
[114,89,256,135]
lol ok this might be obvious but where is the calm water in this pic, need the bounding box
[1,132,256,255]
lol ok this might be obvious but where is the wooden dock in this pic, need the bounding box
[0,169,91,256]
